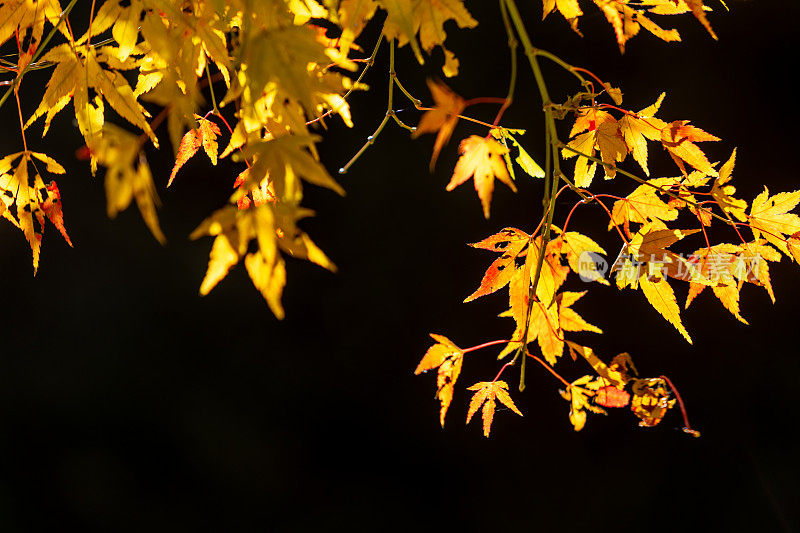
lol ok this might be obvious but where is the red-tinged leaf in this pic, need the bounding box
[788,232,800,263]
[41,180,72,247]
[197,115,222,165]
[465,229,530,302]
[595,385,630,408]
[168,129,202,186]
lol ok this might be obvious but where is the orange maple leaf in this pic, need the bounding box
[415,334,464,426]
[466,380,522,437]
[464,227,530,302]
[412,79,466,170]
[447,135,515,218]
[168,115,223,186]
[563,109,627,185]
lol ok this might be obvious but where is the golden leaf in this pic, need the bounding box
[447,135,515,218]
[412,79,466,170]
[415,334,464,426]
[748,186,800,257]
[466,381,522,437]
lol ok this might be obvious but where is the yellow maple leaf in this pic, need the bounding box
[466,381,522,437]
[608,178,679,235]
[489,127,545,180]
[558,231,609,285]
[501,288,601,364]
[563,109,627,184]
[618,93,668,176]
[0,0,65,50]
[190,198,335,318]
[559,375,607,431]
[660,119,720,176]
[447,135,515,218]
[242,135,345,200]
[92,124,166,244]
[733,240,782,303]
[710,149,748,222]
[414,334,465,426]
[684,243,747,324]
[412,79,466,170]
[640,275,692,343]
[338,0,379,58]
[0,151,70,272]
[748,186,800,257]
[542,0,582,35]
[613,224,698,342]
[380,0,477,77]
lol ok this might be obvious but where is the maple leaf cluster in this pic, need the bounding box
[0,0,796,440]
[409,1,800,436]
[416,77,800,434]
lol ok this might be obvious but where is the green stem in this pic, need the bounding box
[491,0,517,128]
[206,67,219,114]
[339,38,403,174]
[307,32,384,127]
[534,48,590,89]
[392,72,420,108]
[504,0,563,392]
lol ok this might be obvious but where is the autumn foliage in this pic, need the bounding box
[1,0,798,438]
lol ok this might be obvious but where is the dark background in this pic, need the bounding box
[1,0,798,530]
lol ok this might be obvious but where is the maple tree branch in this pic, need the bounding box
[307,32,384,127]
[533,48,590,89]
[339,37,417,174]
[0,0,79,111]
[489,0,518,129]
[552,171,592,202]
[392,72,420,108]
[205,68,219,115]
[504,0,564,392]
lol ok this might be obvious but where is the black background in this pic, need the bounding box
[1,1,798,531]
